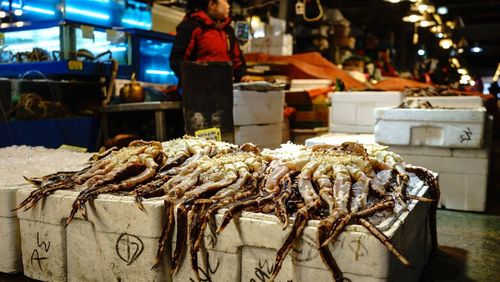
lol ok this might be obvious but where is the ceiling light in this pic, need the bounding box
[383,0,402,3]
[458,68,468,75]
[458,48,464,54]
[417,49,426,56]
[471,46,483,53]
[439,38,453,49]
[0,11,6,18]
[419,13,436,27]
[403,7,424,23]
[417,1,435,13]
[437,6,448,15]
[14,9,23,16]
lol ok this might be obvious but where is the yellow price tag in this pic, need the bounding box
[195,128,222,142]
[68,60,83,71]
[58,144,88,153]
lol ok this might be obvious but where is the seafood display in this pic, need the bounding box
[15,136,439,281]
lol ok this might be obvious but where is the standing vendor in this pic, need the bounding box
[170,0,251,83]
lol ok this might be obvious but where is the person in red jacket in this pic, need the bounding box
[170,0,251,82]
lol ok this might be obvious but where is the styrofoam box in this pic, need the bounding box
[174,177,431,282]
[374,107,487,148]
[329,91,405,133]
[0,147,90,274]
[290,79,333,91]
[16,188,170,282]
[390,145,489,212]
[235,123,282,149]
[248,34,293,56]
[0,183,30,273]
[305,133,490,212]
[305,132,376,147]
[233,90,284,126]
[405,96,483,108]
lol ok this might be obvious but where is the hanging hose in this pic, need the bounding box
[302,0,324,22]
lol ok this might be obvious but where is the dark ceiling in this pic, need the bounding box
[327,0,500,77]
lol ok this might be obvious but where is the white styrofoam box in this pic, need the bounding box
[304,133,490,211]
[291,127,329,145]
[248,34,293,56]
[405,96,483,108]
[374,107,487,148]
[174,177,431,282]
[233,90,284,126]
[0,146,90,274]
[329,91,405,133]
[390,145,489,212]
[235,123,282,149]
[16,188,170,281]
[289,79,333,91]
[305,133,376,147]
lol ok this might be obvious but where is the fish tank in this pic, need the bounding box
[0,0,152,30]
[0,20,131,65]
[138,37,177,85]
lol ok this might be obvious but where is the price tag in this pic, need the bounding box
[195,128,222,142]
[81,25,94,40]
[68,60,83,71]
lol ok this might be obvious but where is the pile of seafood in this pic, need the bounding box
[399,99,440,109]
[16,136,439,281]
[404,86,466,97]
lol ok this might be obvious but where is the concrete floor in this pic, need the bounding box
[1,155,500,282]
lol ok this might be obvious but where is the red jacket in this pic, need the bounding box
[169,11,247,82]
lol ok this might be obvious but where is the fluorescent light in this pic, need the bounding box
[122,18,151,28]
[437,6,448,15]
[146,70,174,75]
[110,47,127,52]
[66,6,110,20]
[24,5,56,16]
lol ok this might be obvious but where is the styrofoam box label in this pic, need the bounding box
[329,91,405,133]
[233,90,284,126]
[374,107,486,148]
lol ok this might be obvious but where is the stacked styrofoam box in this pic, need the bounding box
[248,34,293,56]
[0,146,90,274]
[329,91,405,133]
[405,96,483,108]
[234,90,284,149]
[305,130,491,212]
[289,79,333,91]
[389,145,489,212]
[374,107,487,148]
[16,188,170,281]
[174,178,431,282]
